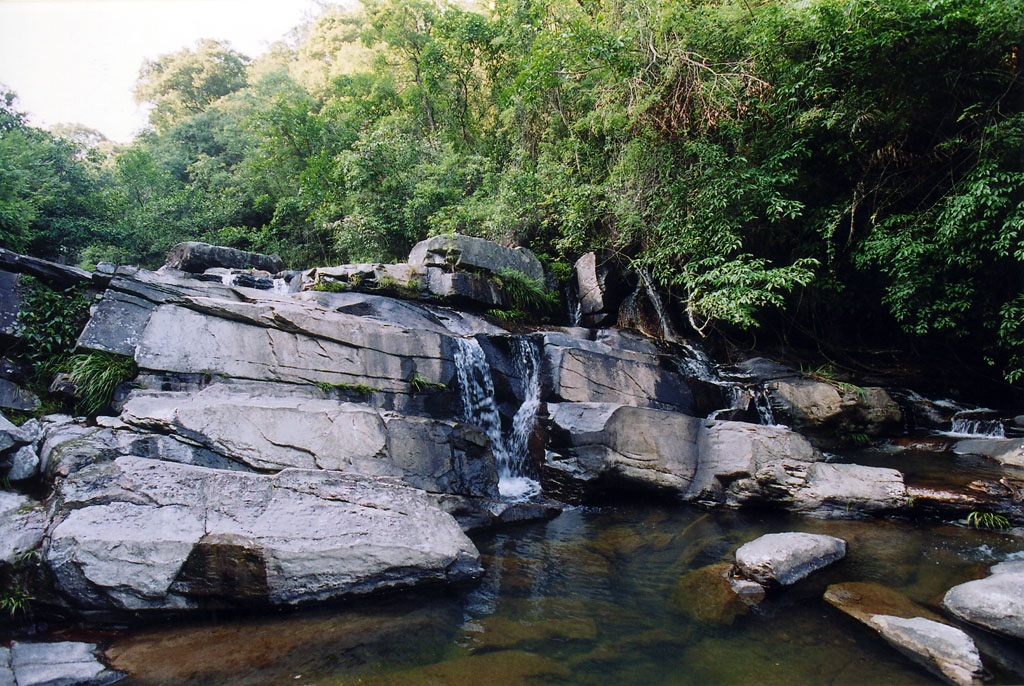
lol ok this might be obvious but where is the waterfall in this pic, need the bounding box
[675,342,780,426]
[453,336,542,501]
[950,413,1005,437]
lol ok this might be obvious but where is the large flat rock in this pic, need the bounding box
[45,456,482,611]
[9,641,123,686]
[120,387,498,497]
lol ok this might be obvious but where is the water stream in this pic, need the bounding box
[104,503,1024,686]
[453,336,542,500]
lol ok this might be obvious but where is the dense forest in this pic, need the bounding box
[1,0,1021,395]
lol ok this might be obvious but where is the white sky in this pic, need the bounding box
[0,0,338,142]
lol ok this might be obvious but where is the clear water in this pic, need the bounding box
[106,504,1024,686]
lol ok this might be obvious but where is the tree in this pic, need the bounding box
[135,39,251,132]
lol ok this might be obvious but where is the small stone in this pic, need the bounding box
[5,444,39,481]
[735,532,846,586]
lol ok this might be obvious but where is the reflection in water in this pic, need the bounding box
[109,505,1024,686]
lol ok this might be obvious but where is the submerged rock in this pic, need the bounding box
[943,562,1024,640]
[868,615,984,686]
[825,583,984,686]
[674,562,763,626]
[5,641,123,686]
[45,456,481,611]
[735,532,846,586]
[357,650,570,686]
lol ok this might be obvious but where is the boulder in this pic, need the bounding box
[45,456,481,611]
[541,332,693,413]
[408,234,544,283]
[763,462,908,517]
[304,263,425,294]
[425,268,504,308]
[572,252,627,327]
[0,247,92,288]
[954,437,1024,468]
[5,444,39,481]
[867,616,984,686]
[674,562,763,626]
[0,379,40,412]
[943,563,1024,640]
[766,377,902,440]
[164,242,284,274]
[119,387,498,498]
[8,641,123,686]
[544,402,700,496]
[824,582,983,686]
[0,491,46,564]
[734,532,846,586]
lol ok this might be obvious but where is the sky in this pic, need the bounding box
[0,0,340,142]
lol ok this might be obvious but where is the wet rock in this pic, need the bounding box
[824,582,983,686]
[824,581,946,624]
[735,532,846,586]
[674,562,763,626]
[782,463,908,517]
[120,387,498,498]
[408,234,544,283]
[868,615,984,686]
[943,563,1024,640]
[954,437,1024,468]
[8,641,123,686]
[46,456,481,611]
[0,491,45,564]
[164,241,284,274]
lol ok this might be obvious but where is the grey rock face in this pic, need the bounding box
[954,437,1024,468]
[425,268,504,308]
[0,248,92,289]
[5,444,39,481]
[766,377,902,440]
[572,252,627,327]
[541,333,693,413]
[164,242,284,274]
[45,456,482,610]
[408,234,544,283]
[76,290,155,357]
[0,491,46,564]
[867,615,984,686]
[119,387,498,497]
[0,379,39,413]
[0,268,21,340]
[9,641,123,686]
[735,532,846,586]
[943,565,1024,640]
[544,402,700,496]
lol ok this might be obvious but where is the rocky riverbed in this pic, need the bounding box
[1,238,1022,684]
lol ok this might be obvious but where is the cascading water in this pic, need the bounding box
[951,413,1005,437]
[676,342,780,426]
[453,336,542,501]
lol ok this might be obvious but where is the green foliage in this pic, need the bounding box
[312,278,347,293]
[409,375,446,392]
[315,380,376,396]
[15,276,92,383]
[66,351,138,416]
[966,511,1011,531]
[493,268,558,317]
[486,308,530,323]
[0,583,32,617]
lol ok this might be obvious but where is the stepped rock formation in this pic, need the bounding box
[0,236,1014,623]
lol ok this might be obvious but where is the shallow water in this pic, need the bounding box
[105,504,1024,686]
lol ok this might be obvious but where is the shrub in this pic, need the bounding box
[65,351,137,416]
